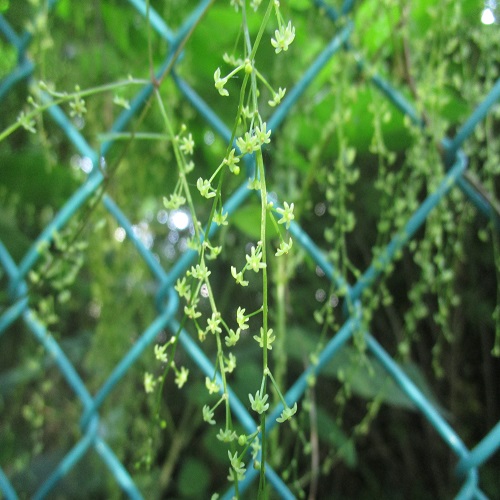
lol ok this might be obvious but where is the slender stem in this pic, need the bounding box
[155,0,216,88]
[269,255,287,465]
[256,147,269,498]
[0,79,147,142]
[154,89,202,243]
[146,0,155,84]
[307,384,319,500]
[266,367,288,408]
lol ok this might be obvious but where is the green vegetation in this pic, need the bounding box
[1,0,499,498]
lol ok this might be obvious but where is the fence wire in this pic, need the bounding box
[1,1,499,499]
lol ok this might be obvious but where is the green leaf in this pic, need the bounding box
[315,407,357,468]
[101,4,132,54]
[55,0,70,19]
[0,148,77,207]
[290,0,311,11]
[355,1,402,58]
[0,211,32,260]
[286,327,447,414]
[0,41,17,79]
[178,457,211,497]
[230,201,275,240]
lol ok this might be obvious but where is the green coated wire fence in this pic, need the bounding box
[1,0,500,498]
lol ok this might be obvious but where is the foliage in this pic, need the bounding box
[1,0,500,498]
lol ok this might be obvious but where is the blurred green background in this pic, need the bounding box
[1,0,500,498]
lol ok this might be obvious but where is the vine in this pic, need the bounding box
[142,1,299,497]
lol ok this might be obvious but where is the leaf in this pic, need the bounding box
[230,201,275,240]
[0,211,32,260]
[286,327,448,414]
[178,457,211,497]
[0,333,91,397]
[290,0,311,11]
[354,1,402,58]
[101,4,132,54]
[0,41,16,79]
[55,0,70,20]
[315,407,357,468]
[0,148,77,207]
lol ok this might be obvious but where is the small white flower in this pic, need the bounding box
[250,0,262,11]
[225,328,241,347]
[214,67,229,96]
[236,131,260,155]
[253,327,276,350]
[248,390,269,414]
[276,402,298,423]
[236,307,249,330]
[246,245,266,273]
[268,87,286,107]
[231,266,249,287]
[275,237,293,256]
[197,178,216,199]
[144,372,156,393]
[113,95,130,109]
[271,21,296,53]
[276,201,295,229]
[17,111,36,133]
[154,343,168,363]
[203,404,216,425]
[254,122,271,145]
[206,311,222,335]
[175,366,189,388]
[179,133,194,155]
[206,376,221,394]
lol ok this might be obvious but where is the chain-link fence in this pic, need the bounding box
[1,1,500,498]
